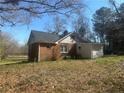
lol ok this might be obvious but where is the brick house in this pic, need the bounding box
[28,30,103,61]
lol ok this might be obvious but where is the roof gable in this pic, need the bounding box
[57,35,76,44]
[56,32,90,44]
[56,32,73,43]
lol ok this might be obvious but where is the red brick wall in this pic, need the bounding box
[39,43,61,61]
[28,43,77,61]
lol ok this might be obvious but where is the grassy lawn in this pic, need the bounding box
[0,56,124,93]
[0,55,27,65]
[96,55,124,64]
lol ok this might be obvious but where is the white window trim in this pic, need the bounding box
[60,45,68,53]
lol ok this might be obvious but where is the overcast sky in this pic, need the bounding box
[1,0,124,45]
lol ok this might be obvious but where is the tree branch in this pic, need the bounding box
[0,0,84,26]
[0,15,15,26]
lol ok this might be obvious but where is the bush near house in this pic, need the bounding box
[0,56,124,93]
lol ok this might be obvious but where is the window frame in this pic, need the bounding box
[60,45,68,53]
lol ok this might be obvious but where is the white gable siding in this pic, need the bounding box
[59,36,76,44]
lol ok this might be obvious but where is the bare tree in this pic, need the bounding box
[0,31,19,60]
[44,23,54,33]
[109,0,120,14]
[108,0,124,21]
[53,16,66,35]
[45,15,66,35]
[73,14,89,38]
[0,0,84,26]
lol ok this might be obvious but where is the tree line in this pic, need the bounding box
[0,31,28,60]
[93,1,124,54]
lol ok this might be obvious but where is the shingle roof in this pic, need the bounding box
[28,30,90,45]
[28,30,60,45]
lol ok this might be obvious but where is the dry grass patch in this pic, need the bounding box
[0,56,124,93]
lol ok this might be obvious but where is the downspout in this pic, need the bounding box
[90,43,93,59]
[38,44,40,62]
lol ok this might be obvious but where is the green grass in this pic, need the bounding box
[0,55,124,93]
[96,55,124,64]
[0,61,19,65]
[0,55,27,65]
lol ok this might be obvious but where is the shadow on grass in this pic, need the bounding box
[0,60,38,66]
[64,57,92,61]
[102,55,124,57]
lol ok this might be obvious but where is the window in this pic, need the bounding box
[60,45,68,53]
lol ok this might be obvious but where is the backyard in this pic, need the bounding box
[0,56,124,93]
